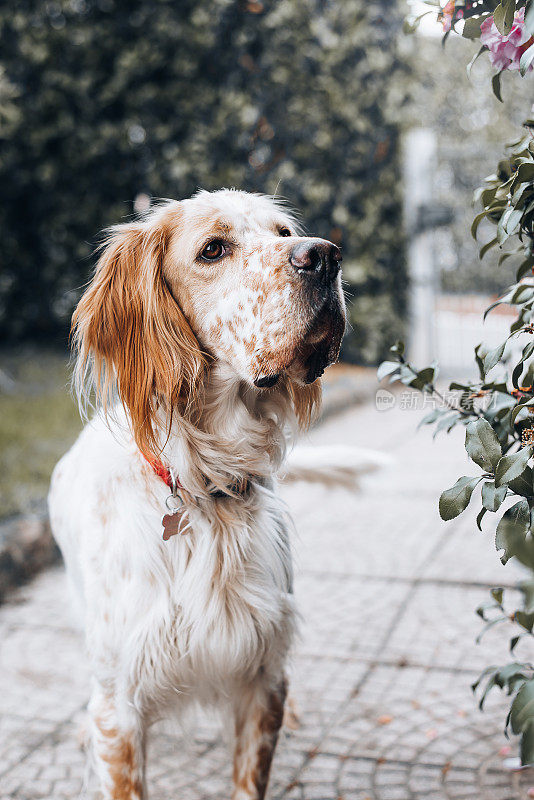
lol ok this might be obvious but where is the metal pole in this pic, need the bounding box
[403,128,437,367]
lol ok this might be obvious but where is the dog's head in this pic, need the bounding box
[73,189,346,454]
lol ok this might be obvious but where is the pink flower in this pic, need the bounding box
[480,6,534,72]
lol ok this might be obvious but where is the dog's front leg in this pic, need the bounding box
[88,683,147,800]
[232,675,287,800]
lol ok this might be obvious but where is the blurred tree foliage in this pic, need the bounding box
[0,0,409,363]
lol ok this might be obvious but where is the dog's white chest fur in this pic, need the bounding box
[141,505,295,704]
[49,411,295,711]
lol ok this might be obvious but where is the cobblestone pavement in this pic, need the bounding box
[1,398,534,799]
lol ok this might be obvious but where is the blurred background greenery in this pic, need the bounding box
[0,0,409,516]
[0,0,409,359]
[0,0,529,517]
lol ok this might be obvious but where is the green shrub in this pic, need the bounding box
[383,0,534,765]
[0,0,408,362]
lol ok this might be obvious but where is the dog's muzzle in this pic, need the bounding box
[289,240,345,383]
[301,296,346,383]
[253,238,345,389]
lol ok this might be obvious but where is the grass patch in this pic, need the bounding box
[0,348,82,518]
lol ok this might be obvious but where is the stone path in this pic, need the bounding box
[1,397,533,799]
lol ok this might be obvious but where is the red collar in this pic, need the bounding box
[143,453,251,499]
[142,453,181,491]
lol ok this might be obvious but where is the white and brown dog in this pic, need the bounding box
[49,189,349,800]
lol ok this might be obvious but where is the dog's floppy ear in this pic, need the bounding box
[72,210,206,457]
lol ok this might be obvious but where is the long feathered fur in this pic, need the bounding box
[49,189,377,800]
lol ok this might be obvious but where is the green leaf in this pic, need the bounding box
[508,465,534,497]
[449,381,469,390]
[511,285,534,306]
[511,680,534,734]
[495,663,530,689]
[526,1,534,35]
[475,343,486,380]
[482,481,508,511]
[491,587,504,604]
[493,3,506,33]
[484,285,519,320]
[439,476,481,521]
[511,311,532,334]
[498,207,514,243]
[495,500,530,564]
[523,361,534,391]
[512,181,534,207]
[474,663,530,710]
[377,360,401,381]
[410,366,435,390]
[504,207,524,236]
[465,419,502,471]
[511,399,534,424]
[397,364,417,386]
[492,71,504,102]
[480,237,498,260]
[493,389,517,412]
[390,341,405,356]
[467,45,487,77]
[494,1,515,36]
[520,43,534,76]
[517,258,534,281]
[495,447,533,488]
[482,340,506,374]
[462,16,484,39]
[517,162,534,182]
[513,343,534,389]
[471,210,489,239]
[515,611,534,632]
[521,718,534,766]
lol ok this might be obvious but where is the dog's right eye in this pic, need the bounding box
[201,240,226,261]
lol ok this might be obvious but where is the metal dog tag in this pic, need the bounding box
[161,507,189,540]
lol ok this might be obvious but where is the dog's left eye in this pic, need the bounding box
[279,228,292,237]
[201,240,226,261]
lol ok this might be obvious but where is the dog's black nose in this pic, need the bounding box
[289,239,342,283]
